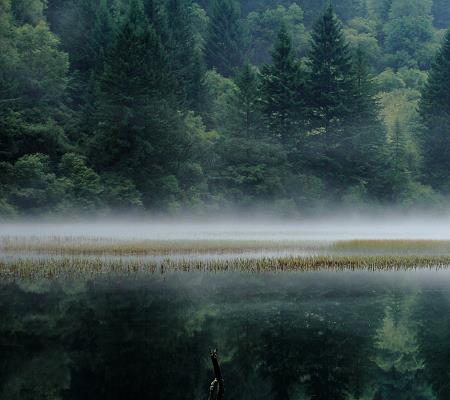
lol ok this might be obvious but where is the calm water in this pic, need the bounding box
[1,270,450,400]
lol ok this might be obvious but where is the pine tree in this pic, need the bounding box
[165,0,206,111]
[303,5,360,190]
[306,5,355,137]
[143,0,168,38]
[304,7,391,199]
[234,63,261,138]
[260,24,303,147]
[93,0,186,206]
[345,47,389,197]
[390,119,410,196]
[204,0,245,77]
[419,29,450,193]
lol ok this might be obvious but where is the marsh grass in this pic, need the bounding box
[2,254,450,281]
[3,236,450,280]
[3,237,450,256]
[334,240,450,254]
[0,236,330,255]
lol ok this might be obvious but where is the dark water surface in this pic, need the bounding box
[1,270,450,400]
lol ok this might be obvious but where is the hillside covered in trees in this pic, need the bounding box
[2,0,450,216]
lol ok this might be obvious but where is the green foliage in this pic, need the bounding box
[92,0,187,207]
[228,63,263,138]
[260,24,303,146]
[383,0,436,69]
[165,0,206,111]
[11,0,46,25]
[5,154,63,214]
[306,5,356,134]
[204,0,245,77]
[432,0,450,29]
[1,0,450,215]
[344,18,381,69]
[419,29,450,193]
[247,3,308,64]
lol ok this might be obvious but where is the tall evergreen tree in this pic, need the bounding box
[54,0,114,138]
[348,47,390,197]
[308,5,355,134]
[419,29,450,193]
[304,5,359,189]
[234,63,261,138]
[260,24,303,147]
[93,0,187,207]
[165,0,205,111]
[204,0,245,77]
[306,5,355,137]
[304,6,389,199]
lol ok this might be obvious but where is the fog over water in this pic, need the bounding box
[2,214,450,241]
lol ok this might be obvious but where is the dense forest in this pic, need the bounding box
[2,0,450,216]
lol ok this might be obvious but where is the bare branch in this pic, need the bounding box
[209,349,224,400]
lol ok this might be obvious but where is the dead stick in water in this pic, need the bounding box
[209,349,224,400]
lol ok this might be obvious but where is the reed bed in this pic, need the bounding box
[0,236,330,256]
[334,240,450,253]
[2,255,450,281]
[3,236,450,257]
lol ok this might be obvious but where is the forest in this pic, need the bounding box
[1,0,450,216]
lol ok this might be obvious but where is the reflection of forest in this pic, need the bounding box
[0,273,449,399]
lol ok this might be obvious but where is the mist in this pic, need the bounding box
[2,212,450,241]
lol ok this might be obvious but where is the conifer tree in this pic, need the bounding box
[419,29,450,193]
[305,7,390,198]
[234,64,261,138]
[143,0,168,38]
[346,47,389,197]
[260,24,303,147]
[204,0,245,77]
[166,0,205,111]
[389,118,411,198]
[93,0,186,206]
[307,5,355,137]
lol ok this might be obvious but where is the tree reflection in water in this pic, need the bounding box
[0,272,447,399]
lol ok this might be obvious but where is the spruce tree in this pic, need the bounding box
[234,64,261,138]
[93,0,186,206]
[166,0,205,111]
[307,5,355,137]
[260,24,303,147]
[304,5,359,189]
[204,0,245,77]
[419,29,450,193]
[305,6,389,197]
[349,48,390,198]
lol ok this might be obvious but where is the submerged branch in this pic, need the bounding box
[209,349,224,400]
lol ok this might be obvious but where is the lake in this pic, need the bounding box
[1,220,450,399]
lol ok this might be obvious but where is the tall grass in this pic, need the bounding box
[2,255,450,281]
[0,236,329,255]
[5,237,450,256]
[2,237,450,281]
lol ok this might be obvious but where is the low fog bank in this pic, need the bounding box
[2,211,450,241]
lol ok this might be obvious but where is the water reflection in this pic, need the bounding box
[1,272,449,399]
